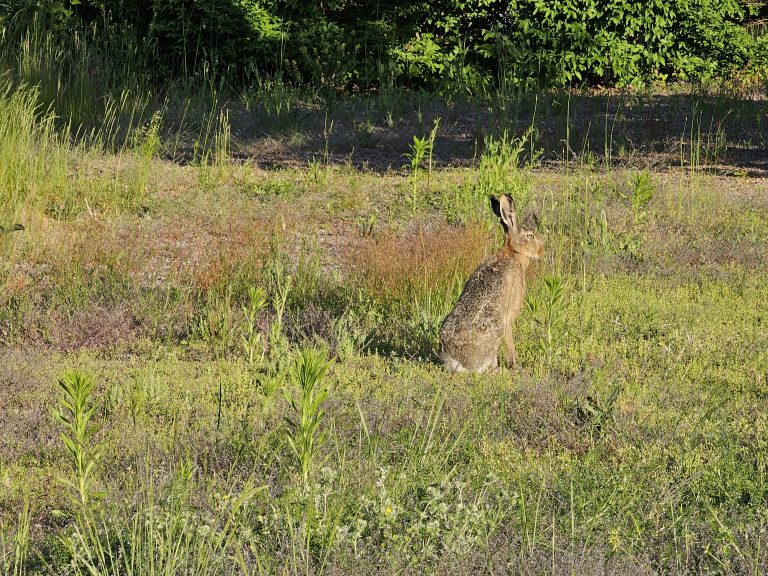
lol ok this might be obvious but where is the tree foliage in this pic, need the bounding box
[2,0,766,90]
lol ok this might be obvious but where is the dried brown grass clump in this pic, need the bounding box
[343,222,494,304]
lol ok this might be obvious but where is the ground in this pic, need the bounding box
[1,88,768,575]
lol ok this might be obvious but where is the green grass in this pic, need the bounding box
[1,65,768,574]
[3,161,767,574]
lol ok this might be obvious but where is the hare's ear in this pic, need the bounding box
[521,212,540,230]
[490,194,518,233]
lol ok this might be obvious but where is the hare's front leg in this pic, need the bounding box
[503,323,517,367]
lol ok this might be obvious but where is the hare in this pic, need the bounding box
[439,194,544,373]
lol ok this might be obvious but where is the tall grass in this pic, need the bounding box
[1,15,151,126]
[0,80,67,252]
[0,82,53,210]
[62,475,264,576]
[0,495,30,576]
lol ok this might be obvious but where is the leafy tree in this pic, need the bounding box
[1,0,764,90]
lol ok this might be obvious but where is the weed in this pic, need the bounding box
[402,117,442,212]
[61,475,264,576]
[53,370,104,510]
[0,80,66,232]
[443,128,537,226]
[572,385,622,444]
[353,119,379,149]
[525,276,568,371]
[332,308,375,361]
[255,371,284,415]
[323,112,334,167]
[426,117,441,190]
[192,285,235,356]
[241,286,268,365]
[356,212,377,238]
[404,134,430,212]
[255,78,297,121]
[623,171,655,223]
[194,107,231,188]
[680,104,729,176]
[596,209,610,249]
[284,348,331,488]
[307,157,329,188]
[264,243,293,370]
[477,128,535,205]
[214,109,231,168]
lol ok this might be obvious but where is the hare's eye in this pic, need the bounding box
[527,232,534,240]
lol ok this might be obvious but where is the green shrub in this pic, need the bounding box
[2,0,765,91]
[491,0,755,87]
[148,0,283,81]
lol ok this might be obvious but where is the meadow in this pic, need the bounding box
[2,69,768,575]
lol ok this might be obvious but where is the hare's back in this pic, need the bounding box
[445,258,507,333]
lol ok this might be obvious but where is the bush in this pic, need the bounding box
[490,0,755,87]
[148,0,284,81]
[1,0,765,91]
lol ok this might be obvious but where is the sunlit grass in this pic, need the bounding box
[0,26,767,573]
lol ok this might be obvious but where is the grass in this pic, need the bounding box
[2,160,767,574]
[2,44,768,574]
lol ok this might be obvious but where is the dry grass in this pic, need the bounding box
[344,221,494,304]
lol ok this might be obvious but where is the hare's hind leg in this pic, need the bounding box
[503,323,517,368]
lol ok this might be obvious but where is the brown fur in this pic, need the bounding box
[439,194,544,372]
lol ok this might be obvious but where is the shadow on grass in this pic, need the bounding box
[161,89,768,175]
